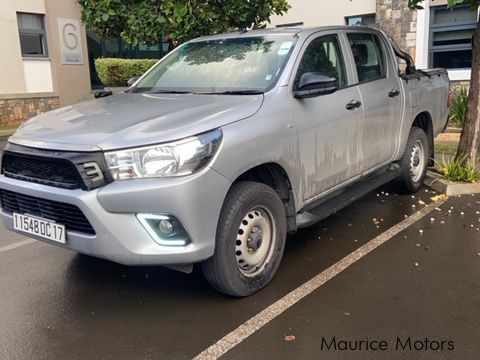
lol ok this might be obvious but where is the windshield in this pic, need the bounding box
[132,35,296,94]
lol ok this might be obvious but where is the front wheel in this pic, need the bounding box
[394,127,429,194]
[201,182,287,297]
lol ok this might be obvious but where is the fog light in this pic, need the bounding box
[158,219,174,236]
[137,214,189,246]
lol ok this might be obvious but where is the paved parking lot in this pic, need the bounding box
[0,138,479,359]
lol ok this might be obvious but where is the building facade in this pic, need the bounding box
[0,0,91,127]
[270,0,478,83]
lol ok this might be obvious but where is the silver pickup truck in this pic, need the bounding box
[0,26,449,296]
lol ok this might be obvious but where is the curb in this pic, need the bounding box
[424,170,480,196]
[444,126,462,134]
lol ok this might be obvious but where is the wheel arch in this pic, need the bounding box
[411,111,435,166]
[232,162,297,234]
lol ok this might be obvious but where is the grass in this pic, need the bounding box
[435,144,458,156]
[435,154,480,183]
[449,87,469,128]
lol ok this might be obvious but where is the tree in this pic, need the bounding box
[409,0,480,166]
[78,0,290,46]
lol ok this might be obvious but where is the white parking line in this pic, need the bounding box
[0,239,36,254]
[193,199,447,360]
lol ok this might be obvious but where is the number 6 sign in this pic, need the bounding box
[57,19,84,64]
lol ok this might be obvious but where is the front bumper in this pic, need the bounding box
[0,167,231,266]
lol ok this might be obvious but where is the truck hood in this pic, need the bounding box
[9,92,264,151]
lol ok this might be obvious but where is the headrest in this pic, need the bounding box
[351,44,369,65]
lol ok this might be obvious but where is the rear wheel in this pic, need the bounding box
[394,127,429,194]
[202,182,287,297]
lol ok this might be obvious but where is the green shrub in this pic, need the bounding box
[95,58,158,87]
[449,87,469,128]
[435,154,480,183]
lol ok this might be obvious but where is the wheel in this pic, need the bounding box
[201,181,287,297]
[394,127,429,194]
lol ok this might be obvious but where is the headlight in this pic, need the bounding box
[105,129,222,180]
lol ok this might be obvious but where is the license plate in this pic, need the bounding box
[13,213,66,244]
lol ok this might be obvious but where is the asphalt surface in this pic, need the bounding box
[0,138,479,359]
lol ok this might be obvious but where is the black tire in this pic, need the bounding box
[201,181,287,297]
[394,127,429,194]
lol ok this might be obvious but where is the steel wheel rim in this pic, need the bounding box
[410,139,425,183]
[235,206,276,277]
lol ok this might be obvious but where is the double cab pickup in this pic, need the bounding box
[0,26,449,296]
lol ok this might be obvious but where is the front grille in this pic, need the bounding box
[1,143,113,191]
[0,189,96,235]
[2,152,81,189]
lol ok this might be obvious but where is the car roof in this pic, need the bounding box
[191,25,379,42]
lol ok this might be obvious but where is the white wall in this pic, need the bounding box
[270,0,376,27]
[0,0,47,94]
[23,60,54,92]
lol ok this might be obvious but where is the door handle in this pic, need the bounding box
[346,100,362,110]
[388,89,400,98]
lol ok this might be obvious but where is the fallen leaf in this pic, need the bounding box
[431,194,448,202]
[418,200,426,206]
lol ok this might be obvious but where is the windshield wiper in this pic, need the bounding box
[198,90,264,95]
[150,90,194,94]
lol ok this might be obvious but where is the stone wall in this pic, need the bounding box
[376,0,417,59]
[0,95,60,128]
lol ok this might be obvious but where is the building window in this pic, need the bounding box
[17,13,48,57]
[429,5,477,69]
[346,14,376,26]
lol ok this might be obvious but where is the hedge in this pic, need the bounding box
[95,58,158,87]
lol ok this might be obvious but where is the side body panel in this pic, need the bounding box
[287,30,364,201]
[211,86,303,211]
[343,30,405,171]
[393,73,450,161]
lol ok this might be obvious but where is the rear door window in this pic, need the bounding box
[347,33,386,83]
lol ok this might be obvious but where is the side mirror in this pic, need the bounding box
[293,73,338,99]
[127,76,140,87]
[94,89,113,98]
